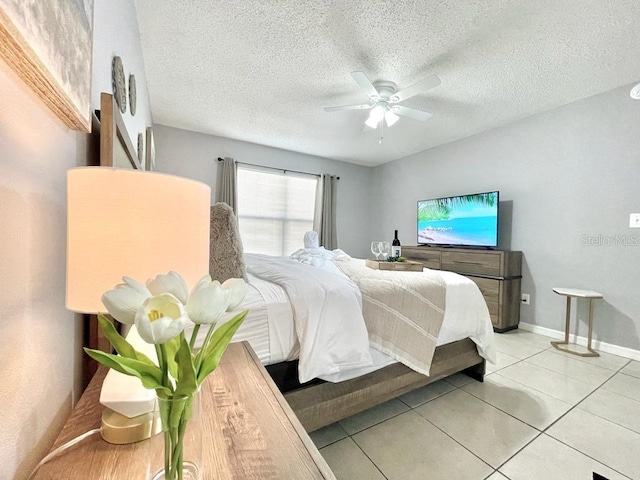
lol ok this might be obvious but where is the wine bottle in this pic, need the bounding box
[392,230,401,258]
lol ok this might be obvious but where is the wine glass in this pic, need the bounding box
[379,241,391,261]
[370,241,382,261]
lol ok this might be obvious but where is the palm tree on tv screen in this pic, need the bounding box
[418,192,496,222]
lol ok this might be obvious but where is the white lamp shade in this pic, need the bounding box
[66,167,211,313]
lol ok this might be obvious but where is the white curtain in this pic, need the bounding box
[215,157,237,215]
[314,174,338,250]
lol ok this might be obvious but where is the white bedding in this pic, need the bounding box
[187,255,495,383]
[246,254,372,382]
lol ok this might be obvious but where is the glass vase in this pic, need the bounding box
[148,391,202,480]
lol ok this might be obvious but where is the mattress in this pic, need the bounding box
[186,265,495,382]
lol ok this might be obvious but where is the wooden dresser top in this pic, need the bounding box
[33,342,335,479]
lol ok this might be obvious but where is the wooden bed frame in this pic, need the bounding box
[269,338,485,432]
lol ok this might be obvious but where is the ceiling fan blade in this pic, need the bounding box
[324,103,373,112]
[350,71,379,99]
[391,75,441,103]
[392,105,433,122]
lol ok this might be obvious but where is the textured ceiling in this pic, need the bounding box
[134,0,640,166]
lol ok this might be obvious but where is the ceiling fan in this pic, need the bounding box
[324,71,441,141]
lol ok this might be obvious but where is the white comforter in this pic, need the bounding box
[245,254,372,382]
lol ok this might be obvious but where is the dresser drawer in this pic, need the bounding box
[441,251,501,277]
[403,246,522,332]
[467,276,500,304]
[401,247,441,269]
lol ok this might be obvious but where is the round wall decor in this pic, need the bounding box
[111,56,126,114]
[129,74,137,116]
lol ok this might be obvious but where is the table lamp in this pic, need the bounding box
[65,167,211,443]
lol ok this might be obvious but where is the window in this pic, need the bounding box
[237,165,318,256]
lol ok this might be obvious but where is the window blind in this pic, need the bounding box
[237,165,317,256]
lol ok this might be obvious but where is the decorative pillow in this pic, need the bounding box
[209,202,247,282]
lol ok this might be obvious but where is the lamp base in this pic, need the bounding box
[101,407,161,444]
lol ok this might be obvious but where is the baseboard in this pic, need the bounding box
[518,322,640,362]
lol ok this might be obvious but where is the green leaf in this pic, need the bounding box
[84,348,170,395]
[163,336,181,380]
[174,338,197,398]
[97,314,155,366]
[197,310,247,384]
[167,395,190,429]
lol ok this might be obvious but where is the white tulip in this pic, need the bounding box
[101,276,152,325]
[146,271,189,304]
[187,276,230,325]
[135,293,189,344]
[222,278,248,311]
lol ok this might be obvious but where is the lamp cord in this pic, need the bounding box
[27,428,102,480]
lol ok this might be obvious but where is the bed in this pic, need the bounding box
[187,246,495,432]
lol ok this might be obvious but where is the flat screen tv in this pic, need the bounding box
[417,191,499,248]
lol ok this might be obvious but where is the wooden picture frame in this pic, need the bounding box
[0,2,94,132]
[145,126,156,171]
[99,92,141,169]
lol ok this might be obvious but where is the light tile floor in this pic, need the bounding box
[310,330,640,480]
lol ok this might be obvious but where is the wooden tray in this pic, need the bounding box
[365,259,424,272]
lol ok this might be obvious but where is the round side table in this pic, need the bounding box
[551,287,603,357]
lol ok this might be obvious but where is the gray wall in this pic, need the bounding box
[153,124,373,258]
[371,84,640,350]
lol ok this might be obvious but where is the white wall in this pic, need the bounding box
[92,0,153,156]
[371,84,640,351]
[0,1,152,478]
[0,60,84,480]
[153,124,373,258]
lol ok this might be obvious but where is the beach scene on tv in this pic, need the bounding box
[417,192,499,247]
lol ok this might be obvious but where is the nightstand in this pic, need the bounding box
[32,342,335,479]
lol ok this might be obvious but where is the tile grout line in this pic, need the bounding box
[408,384,497,472]
[434,382,549,473]
[534,433,633,480]
[348,436,390,480]
[488,360,604,406]
[314,387,456,450]
[541,362,640,444]
[541,358,632,433]
[521,359,636,479]
[496,338,632,474]
[449,338,635,476]
[489,340,637,478]
[316,333,637,477]
[460,378,570,432]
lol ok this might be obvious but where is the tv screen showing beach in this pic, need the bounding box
[417,191,499,247]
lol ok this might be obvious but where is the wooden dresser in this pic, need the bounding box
[32,342,335,479]
[402,246,523,332]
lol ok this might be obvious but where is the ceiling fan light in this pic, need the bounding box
[631,82,640,100]
[385,111,399,127]
[364,116,379,129]
[365,105,385,128]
